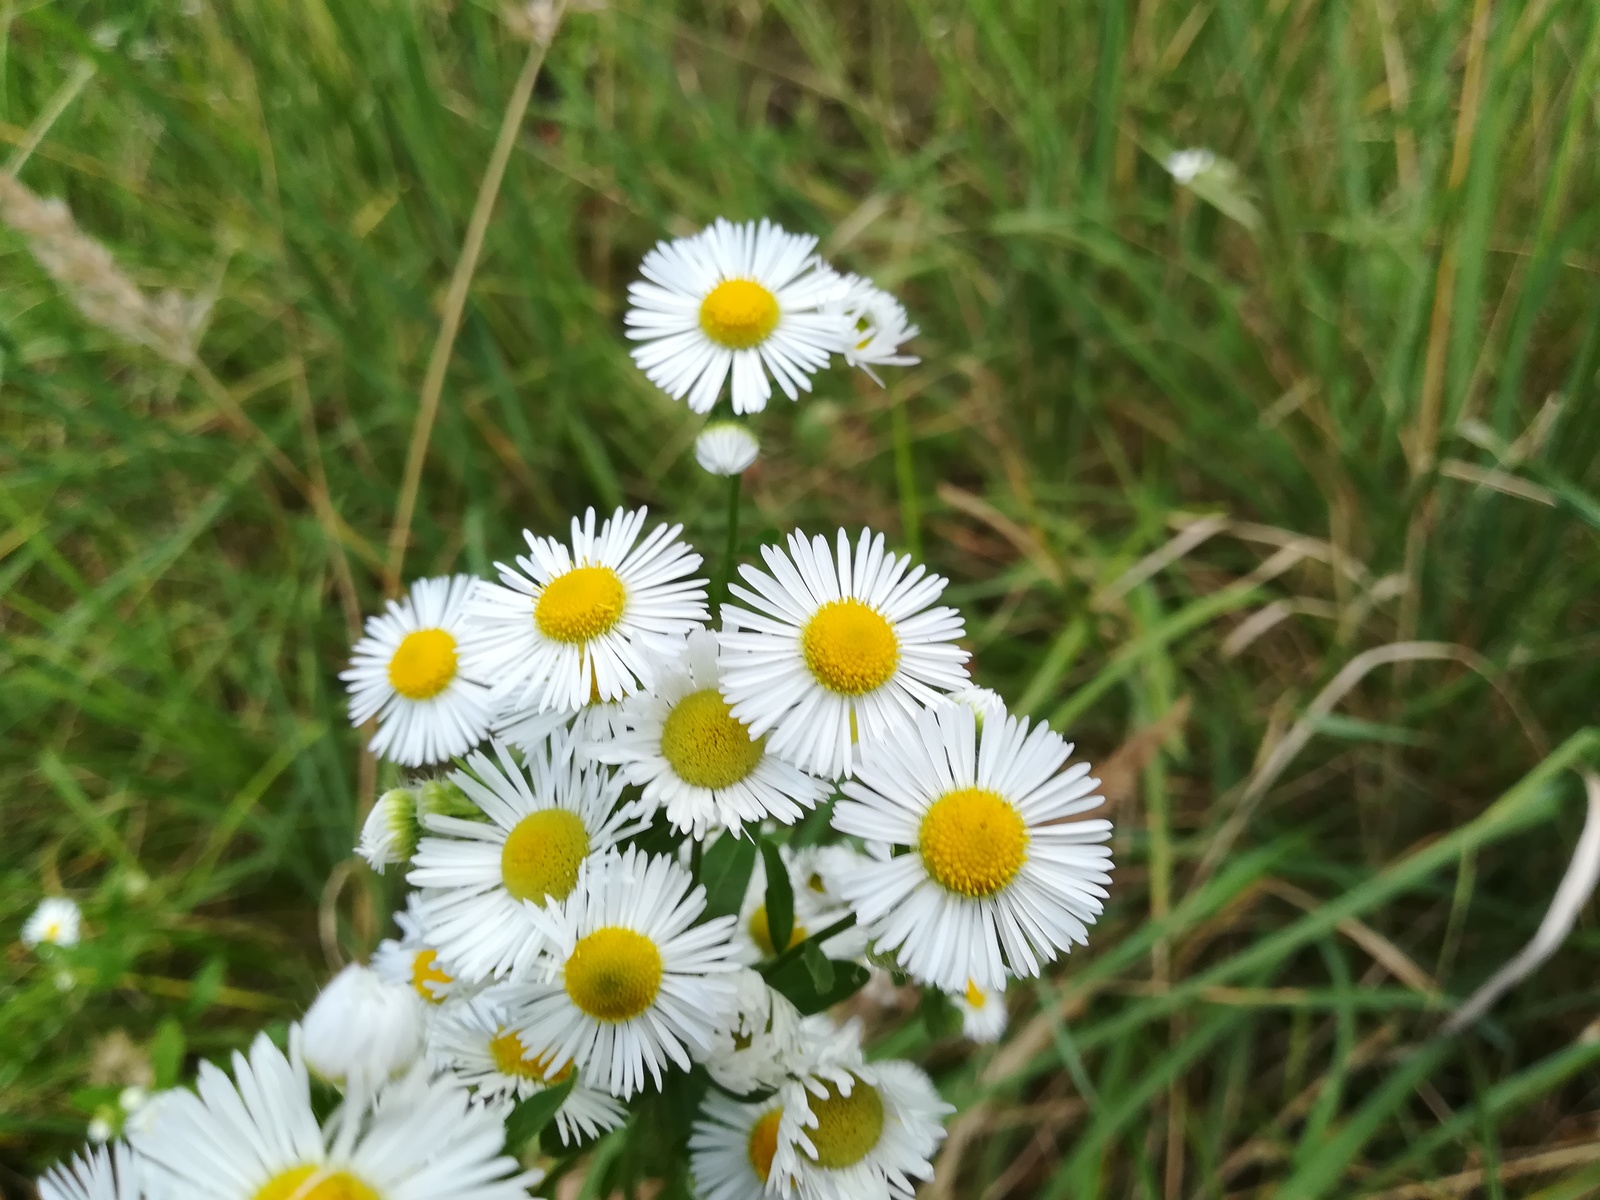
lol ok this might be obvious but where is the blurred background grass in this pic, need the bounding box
[5,0,1600,1195]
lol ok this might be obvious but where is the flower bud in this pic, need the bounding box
[301,963,426,1092]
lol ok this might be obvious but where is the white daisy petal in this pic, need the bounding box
[832,702,1114,991]
[825,274,920,385]
[39,1143,142,1200]
[372,892,462,1005]
[689,1092,786,1200]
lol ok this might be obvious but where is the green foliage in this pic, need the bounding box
[4,0,1600,1195]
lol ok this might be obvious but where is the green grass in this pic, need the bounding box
[5,0,1600,1195]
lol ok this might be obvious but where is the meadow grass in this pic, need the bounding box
[4,0,1600,1195]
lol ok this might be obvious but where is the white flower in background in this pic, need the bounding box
[427,991,626,1146]
[85,1119,113,1146]
[943,684,1006,731]
[694,968,803,1095]
[129,1027,538,1200]
[787,844,869,912]
[1164,147,1216,184]
[689,1092,787,1200]
[833,274,919,384]
[718,527,970,779]
[358,787,420,873]
[499,847,743,1099]
[494,690,630,764]
[407,735,632,983]
[832,702,1113,991]
[464,506,708,713]
[301,963,427,1092]
[625,217,850,414]
[952,979,1007,1044]
[736,845,866,964]
[770,1019,951,1200]
[23,897,81,948]
[340,575,494,768]
[39,1143,141,1200]
[372,892,458,1005]
[592,630,828,839]
[694,422,760,477]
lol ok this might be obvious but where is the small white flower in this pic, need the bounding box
[340,575,495,768]
[130,1027,538,1200]
[301,963,428,1092]
[943,684,1006,730]
[39,1143,142,1200]
[357,787,420,873]
[689,1092,786,1200]
[23,897,82,948]
[832,702,1114,990]
[1164,147,1217,185]
[498,847,744,1099]
[372,892,459,1005]
[952,979,1008,1043]
[832,275,919,384]
[86,1118,114,1145]
[625,217,851,414]
[464,506,708,714]
[591,630,828,839]
[694,968,803,1095]
[118,1087,150,1115]
[694,422,760,477]
[717,527,970,779]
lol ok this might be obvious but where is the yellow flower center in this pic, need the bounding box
[386,628,458,700]
[409,948,452,1003]
[747,1108,783,1183]
[254,1166,378,1200]
[747,904,808,958]
[563,926,664,1022]
[500,809,591,904]
[534,566,627,644]
[918,787,1028,898]
[698,279,780,349]
[800,599,900,697]
[964,979,987,1008]
[805,1076,885,1170]
[660,688,765,789]
[488,1028,574,1085]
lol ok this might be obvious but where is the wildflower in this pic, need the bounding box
[464,507,708,713]
[833,275,919,384]
[301,963,428,1092]
[372,892,458,1005]
[717,528,969,779]
[626,218,848,414]
[694,968,803,1095]
[23,897,82,948]
[341,575,494,768]
[694,422,760,477]
[952,980,1007,1044]
[357,788,420,873]
[1163,147,1216,184]
[832,702,1113,990]
[689,1093,786,1200]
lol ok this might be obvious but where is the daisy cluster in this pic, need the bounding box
[34,220,1112,1200]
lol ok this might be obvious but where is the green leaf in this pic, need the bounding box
[766,946,868,1015]
[186,957,226,1017]
[150,1018,186,1089]
[759,838,794,957]
[700,834,757,921]
[503,1078,574,1154]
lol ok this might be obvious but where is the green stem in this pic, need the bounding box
[891,394,921,558]
[716,472,742,613]
[759,913,857,976]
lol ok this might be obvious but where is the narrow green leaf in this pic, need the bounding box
[700,834,757,922]
[759,838,794,958]
[504,1077,575,1154]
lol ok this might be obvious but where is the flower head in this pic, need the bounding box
[372,891,460,1006]
[694,422,760,477]
[832,275,919,384]
[301,963,428,1092]
[23,897,82,948]
[952,979,1008,1043]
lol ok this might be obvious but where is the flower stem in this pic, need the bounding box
[716,472,743,613]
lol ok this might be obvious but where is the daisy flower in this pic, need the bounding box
[694,967,803,1095]
[952,979,1008,1044]
[694,422,760,476]
[129,1027,536,1200]
[498,846,743,1099]
[372,892,458,1005]
[427,991,625,1147]
[340,575,494,768]
[407,736,633,983]
[464,507,708,714]
[301,963,427,1092]
[1164,147,1217,184]
[39,1144,141,1200]
[493,685,630,766]
[737,844,865,963]
[718,528,970,779]
[831,702,1113,991]
[943,684,1006,730]
[626,217,852,415]
[357,787,420,874]
[689,1092,787,1200]
[771,1021,951,1200]
[591,629,828,839]
[831,275,919,384]
[23,896,82,948]
[787,843,871,913]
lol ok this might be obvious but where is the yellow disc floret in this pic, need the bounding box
[804,1076,886,1170]
[387,628,458,700]
[964,979,987,1008]
[660,688,765,788]
[535,566,627,644]
[747,904,808,958]
[563,926,664,1022]
[919,787,1028,898]
[747,1108,783,1183]
[500,809,591,904]
[254,1166,379,1200]
[801,599,900,697]
[489,1028,574,1085]
[409,948,453,1003]
[699,279,781,349]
